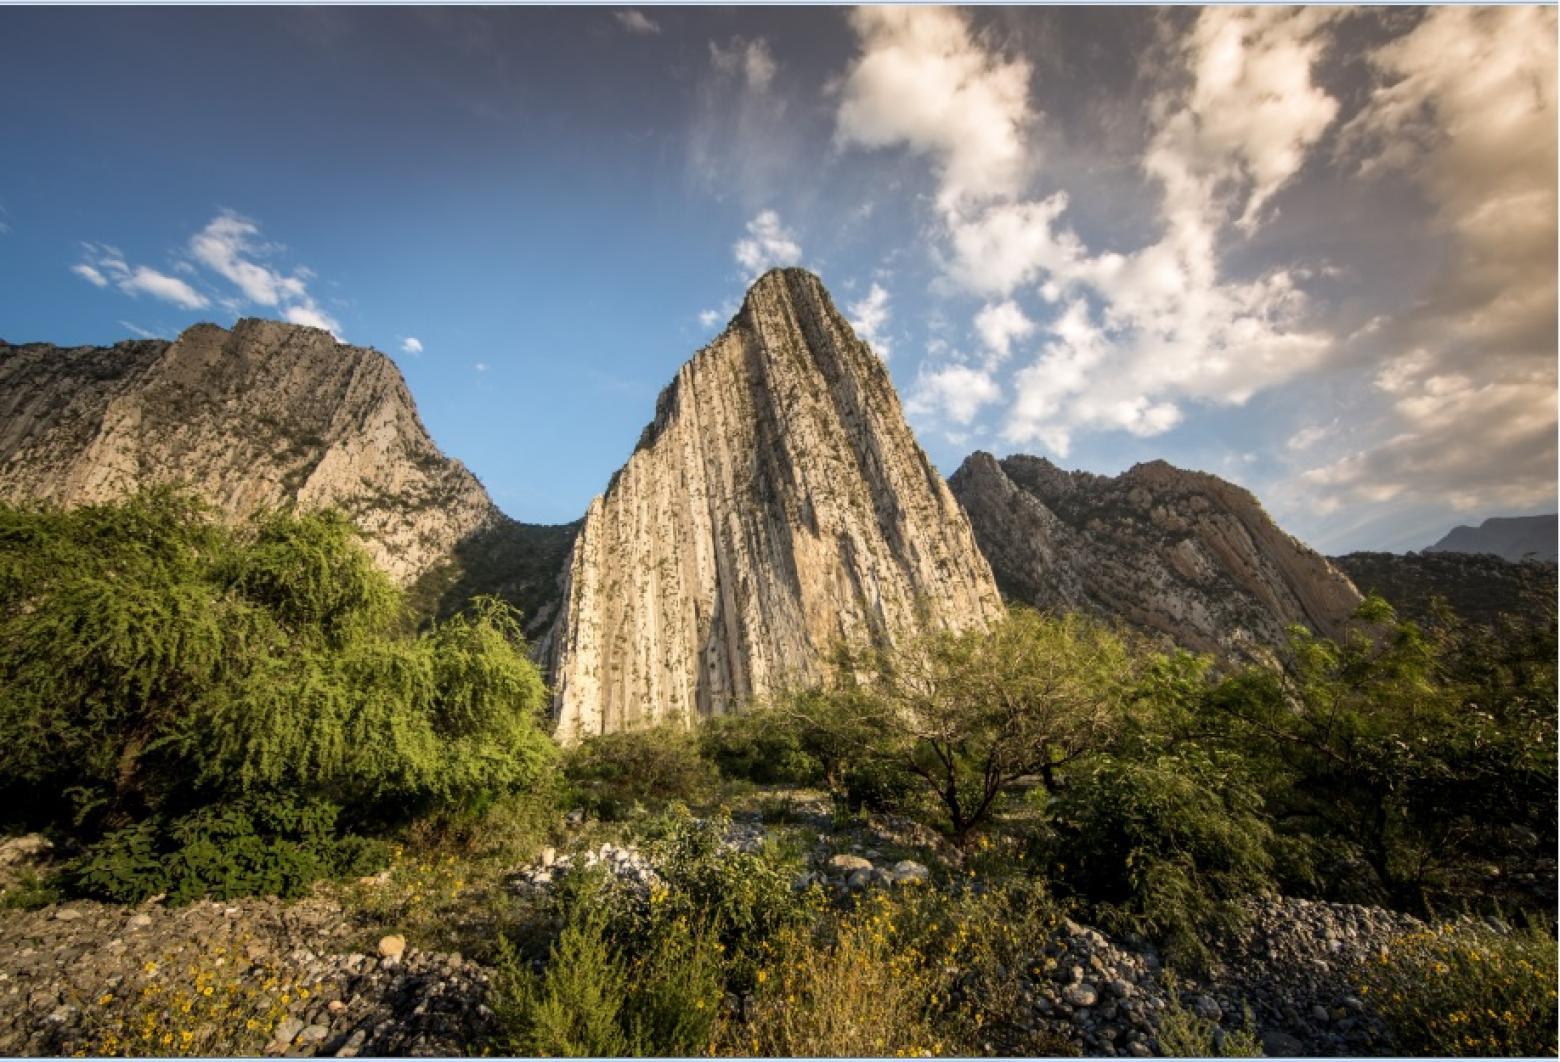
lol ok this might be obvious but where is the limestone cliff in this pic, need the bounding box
[548,269,1004,741]
[949,452,1361,658]
[0,320,571,628]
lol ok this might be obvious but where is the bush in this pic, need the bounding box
[0,492,557,903]
[732,892,944,1057]
[698,709,821,785]
[563,727,718,820]
[1045,748,1275,968]
[1354,922,1558,1056]
[67,796,387,904]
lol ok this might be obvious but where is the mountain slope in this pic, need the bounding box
[0,321,571,629]
[547,269,1004,740]
[1332,550,1557,629]
[1425,514,1557,563]
[949,452,1361,658]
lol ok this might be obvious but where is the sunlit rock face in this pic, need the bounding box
[547,269,1004,741]
[0,320,508,586]
[950,451,1362,659]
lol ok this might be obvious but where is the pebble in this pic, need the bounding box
[376,935,405,960]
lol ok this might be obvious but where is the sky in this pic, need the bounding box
[0,5,1554,553]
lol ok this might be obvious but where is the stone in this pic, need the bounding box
[1262,1029,1307,1057]
[273,1017,305,1046]
[846,868,874,891]
[949,452,1363,660]
[539,847,556,868]
[299,1024,329,1044]
[1310,1004,1330,1022]
[891,859,929,884]
[1063,983,1099,1008]
[827,854,874,874]
[1108,978,1135,999]
[1191,995,1222,1022]
[52,910,81,922]
[548,268,1003,740]
[377,935,406,960]
[126,913,152,929]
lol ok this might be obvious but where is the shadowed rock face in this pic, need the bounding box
[0,321,571,627]
[547,269,1004,741]
[949,451,1362,659]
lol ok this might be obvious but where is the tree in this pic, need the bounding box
[785,608,1139,846]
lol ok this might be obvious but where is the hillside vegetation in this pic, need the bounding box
[0,494,1553,1057]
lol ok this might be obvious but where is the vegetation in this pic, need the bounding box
[1,492,1554,1059]
[1354,922,1558,1057]
[0,491,554,902]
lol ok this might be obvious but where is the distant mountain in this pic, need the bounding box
[0,321,572,632]
[949,452,1362,659]
[1331,550,1556,630]
[1425,514,1557,563]
[547,269,1003,741]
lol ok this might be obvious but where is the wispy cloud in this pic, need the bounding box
[188,211,340,336]
[401,336,424,355]
[613,9,660,36]
[118,320,162,340]
[733,209,802,279]
[846,282,892,360]
[72,242,210,310]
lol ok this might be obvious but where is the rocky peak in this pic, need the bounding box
[0,320,548,596]
[547,268,1004,741]
[949,451,1361,659]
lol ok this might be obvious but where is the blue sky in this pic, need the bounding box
[1,6,1553,552]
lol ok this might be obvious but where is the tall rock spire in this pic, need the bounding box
[548,268,1003,741]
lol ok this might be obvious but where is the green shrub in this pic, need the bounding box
[0,492,557,902]
[698,709,821,785]
[1154,976,1262,1057]
[1045,748,1274,968]
[1354,922,1558,1056]
[67,796,387,904]
[563,727,718,820]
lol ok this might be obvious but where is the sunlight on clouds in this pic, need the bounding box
[907,364,1001,426]
[973,299,1034,366]
[72,242,209,310]
[846,282,892,360]
[401,337,424,355]
[613,9,660,36]
[189,212,341,336]
[733,209,802,279]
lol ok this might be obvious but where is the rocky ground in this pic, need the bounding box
[0,799,1514,1058]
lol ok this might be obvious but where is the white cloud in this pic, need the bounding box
[401,337,424,355]
[1286,423,1330,452]
[846,282,892,359]
[907,364,1002,426]
[698,309,721,328]
[710,36,776,93]
[118,320,161,340]
[733,209,802,279]
[973,299,1034,365]
[187,212,341,336]
[73,243,210,310]
[613,9,660,36]
[834,6,1033,210]
[473,362,489,373]
[71,263,108,288]
[1298,7,1559,515]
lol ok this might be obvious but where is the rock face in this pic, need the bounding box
[0,321,572,627]
[949,451,1362,658]
[1425,514,1557,563]
[548,269,1003,741]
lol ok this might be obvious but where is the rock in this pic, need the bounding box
[1127,1041,1153,1057]
[0,834,52,867]
[273,1017,305,1046]
[51,910,81,922]
[1108,978,1135,999]
[1262,1029,1307,1057]
[548,268,1003,740]
[540,847,556,868]
[1310,1004,1330,1023]
[828,854,874,875]
[299,1024,329,1044]
[1191,995,1222,1022]
[1063,983,1100,1008]
[0,323,570,613]
[949,452,1362,659]
[377,935,406,960]
[891,859,929,884]
[126,913,152,929]
[846,868,874,892]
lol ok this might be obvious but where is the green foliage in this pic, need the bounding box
[698,709,822,785]
[67,796,387,904]
[0,491,557,904]
[1155,977,1262,1057]
[1354,922,1558,1056]
[1045,748,1275,969]
[783,607,1138,845]
[563,727,718,820]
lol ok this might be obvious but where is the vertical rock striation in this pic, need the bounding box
[0,320,571,624]
[949,451,1362,659]
[548,269,1004,741]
